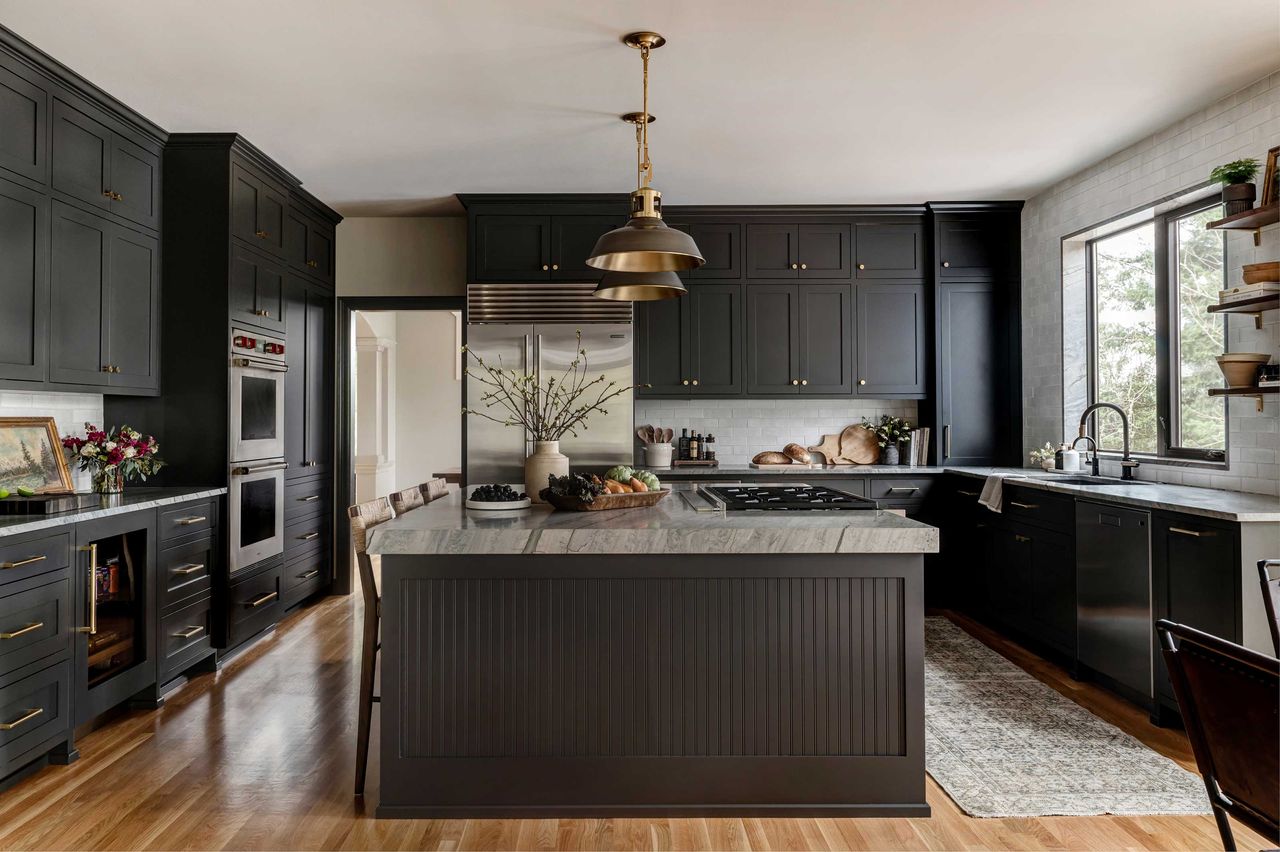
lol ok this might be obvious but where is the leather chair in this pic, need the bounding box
[347,497,393,796]
[1156,619,1279,850]
[1259,559,1280,656]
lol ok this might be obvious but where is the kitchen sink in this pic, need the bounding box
[1044,475,1150,486]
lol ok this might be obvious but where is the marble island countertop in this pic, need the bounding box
[0,486,227,538]
[367,484,939,556]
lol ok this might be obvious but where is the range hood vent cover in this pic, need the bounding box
[467,283,633,324]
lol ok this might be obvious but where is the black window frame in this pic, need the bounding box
[1085,193,1226,464]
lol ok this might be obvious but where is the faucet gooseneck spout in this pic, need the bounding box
[1078,402,1140,481]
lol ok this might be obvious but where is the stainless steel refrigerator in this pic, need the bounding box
[464,322,634,486]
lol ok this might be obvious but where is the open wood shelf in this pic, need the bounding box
[1208,385,1277,412]
[1206,203,1279,231]
[1207,294,1279,315]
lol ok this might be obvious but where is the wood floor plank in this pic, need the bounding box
[0,596,1269,851]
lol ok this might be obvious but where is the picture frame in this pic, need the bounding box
[1262,144,1279,208]
[0,417,75,495]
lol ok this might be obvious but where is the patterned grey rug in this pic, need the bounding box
[925,617,1211,818]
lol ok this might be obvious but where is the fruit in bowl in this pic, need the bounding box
[469,484,528,503]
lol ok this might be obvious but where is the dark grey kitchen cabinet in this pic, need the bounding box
[284,205,336,285]
[549,215,621,280]
[230,243,287,334]
[283,274,333,479]
[473,214,549,280]
[1029,527,1076,656]
[936,215,1014,280]
[935,280,1012,464]
[855,282,925,397]
[854,221,924,279]
[48,201,108,386]
[745,284,798,393]
[104,226,160,391]
[983,525,1034,634]
[106,134,160,232]
[634,295,688,396]
[231,162,287,257]
[669,222,740,279]
[0,58,48,186]
[746,223,851,279]
[0,178,48,382]
[51,98,160,232]
[283,275,308,473]
[635,284,741,396]
[797,283,853,394]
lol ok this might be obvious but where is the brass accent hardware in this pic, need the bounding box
[77,544,97,634]
[1170,527,1213,538]
[102,190,114,199]
[303,460,319,467]
[306,260,319,268]
[297,569,320,581]
[541,264,549,271]
[1014,534,1032,543]
[690,379,698,386]
[958,490,980,497]
[298,495,320,502]
[551,264,559,270]
[0,622,44,640]
[790,263,799,270]
[942,261,950,268]
[858,263,866,270]
[102,365,113,373]
[1009,501,1038,510]
[253,309,271,317]
[298,532,320,541]
[681,379,689,386]
[887,487,919,494]
[246,591,278,608]
[171,563,204,576]
[0,708,42,731]
[255,230,269,239]
[1,554,47,570]
[171,625,204,640]
[799,263,807,270]
[176,516,208,526]
[800,379,808,386]
[791,379,799,386]
[858,379,866,386]
[112,191,123,201]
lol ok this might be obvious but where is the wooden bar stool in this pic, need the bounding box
[418,476,448,504]
[348,497,393,796]
[388,486,424,516]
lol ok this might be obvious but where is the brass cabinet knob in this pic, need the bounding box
[859,379,867,385]
[253,309,271,318]
[691,379,699,386]
[102,190,113,199]
[791,379,800,386]
[113,192,123,201]
[800,263,807,270]
[102,365,112,373]
[681,379,689,386]
[800,379,808,385]
[942,261,950,268]
[541,264,549,271]
[858,263,866,270]
[790,263,799,270]
[255,230,267,238]
[551,264,559,271]
[307,260,318,268]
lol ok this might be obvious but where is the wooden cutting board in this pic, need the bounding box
[835,423,879,464]
[807,433,844,465]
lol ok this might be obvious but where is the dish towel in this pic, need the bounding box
[977,473,1029,513]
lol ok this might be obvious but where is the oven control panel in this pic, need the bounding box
[231,330,285,358]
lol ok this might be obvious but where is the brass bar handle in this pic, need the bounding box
[171,563,205,576]
[297,532,320,541]
[77,544,97,634]
[171,625,205,640]
[297,569,320,581]
[0,622,44,640]
[887,487,920,494]
[958,490,980,497]
[1170,527,1213,538]
[298,495,320,502]
[1014,534,1032,543]
[1,554,47,570]
[246,591,278,609]
[175,516,208,526]
[0,707,43,731]
[1009,501,1038,510]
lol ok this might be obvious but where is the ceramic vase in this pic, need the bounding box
[91,468,124,494]
[879,444,899,465]
[525,440,569,504]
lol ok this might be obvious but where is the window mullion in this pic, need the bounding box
[1153,211,1173,457]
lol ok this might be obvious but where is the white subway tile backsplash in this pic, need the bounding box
[0,390,104,491]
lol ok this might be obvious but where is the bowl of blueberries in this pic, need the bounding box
[464,483,531,511]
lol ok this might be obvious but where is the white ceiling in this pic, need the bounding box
[2,0,1276,215]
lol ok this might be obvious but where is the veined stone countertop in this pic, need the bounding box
[0,487,227,538]
[367,484,939,556]
[655,464,944,476]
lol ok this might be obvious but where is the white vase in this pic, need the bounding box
[525,440,569,504]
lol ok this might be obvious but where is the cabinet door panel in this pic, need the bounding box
[283,210,308,270]
[745,224,797,278]
[938,217,1006,279]
[672,223,740,279]
[855,222,923,279]
[282,276,308,475]
[550,216,620,280]
[230,165,260,244]
[474,215,550,280]
[0,180,47,381]
[797,224,850,279]
[635,296,688,396]
[1030,528,1075,654]
[0,61,48,185]
[745,285,798,394]
[108,136,159,230]
[307,221,334,283]
[257,183,287,256]
[51,99,110,211]
[304,287,333,474]
[937,281,1003,463]
[48,202,108,385]
[106,227,159,390]
[230,244,287,333]
[797,283,852,394]
[688,284,742,395]
[856,283,925,396]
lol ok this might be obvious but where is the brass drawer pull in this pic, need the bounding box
[297,569,320,581]
[886,487,920,494]
[0,622,44,640]
[1,554,47,570]
[0,707,43,731]
[171,562,205,576]
[297,532,320,541]
[298,495,320,502]
[958,490,979,497]
[171,625,205,640]
[246,591,278,609]
[176,516,208,526]
[1009,501,1038,510]
[77,543,97,635]
[1170,527,1214,538]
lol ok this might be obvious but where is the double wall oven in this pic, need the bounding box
[228,329,287,575]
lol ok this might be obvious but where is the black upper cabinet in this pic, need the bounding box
[283,275,308,473]
[856,283,925,397]
[745,284,798,393]
[105,226,159,390]
[670,222,740,279]
[936,281,1002,464]
[231,162,287,257]
[687,284,742,394]
[284,204,336,285]
[855,221,923,279]
[797,224,851,278]
[106,134,159,231]
[746,223,850,279]
[0,58,48,186]
[51,98,160,231]
[48,200,109,386]
[284,210,308,270]
[474,215,550,280]
[797,283,853,394]
[549,216,620,280]
[0,179,48,382]
[937,216,1014,280]
[634,295,688,396]
[283,276,332,478]
[230,243,287,334]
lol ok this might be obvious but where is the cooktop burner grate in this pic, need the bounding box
[702,484,879,511]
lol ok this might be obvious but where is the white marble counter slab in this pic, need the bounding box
[368,485,939,556]
[0,487,227,538]
[654,464,943,476]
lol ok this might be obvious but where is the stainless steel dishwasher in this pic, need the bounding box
[1076,501,1152,700]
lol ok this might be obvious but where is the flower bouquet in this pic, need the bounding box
[62,423,164,494]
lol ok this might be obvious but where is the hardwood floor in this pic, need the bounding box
[0,595,1264,851]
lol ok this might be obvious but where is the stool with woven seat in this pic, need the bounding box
[389,478,448,515]
[348,497,393,796]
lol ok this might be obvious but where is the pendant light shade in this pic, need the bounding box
[593,269,687,301]
[587,216,704,273]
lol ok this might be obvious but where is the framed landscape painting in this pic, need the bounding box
[0,417,75,495]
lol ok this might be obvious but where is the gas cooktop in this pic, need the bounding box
[701,484,878,511]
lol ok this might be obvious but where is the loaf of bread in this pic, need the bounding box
[783,442,811,463]
[752,451,793,465]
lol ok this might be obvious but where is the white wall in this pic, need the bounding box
[392,311,462,490]
[1021,71,1280,494]
[337,217,465,297]
[0,391,105,491]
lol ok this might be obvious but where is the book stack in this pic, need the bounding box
[1219,281,1279,304]
[903,427,930,466]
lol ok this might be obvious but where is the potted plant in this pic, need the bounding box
[1210,158,1261,216]
[1029,442,1057,471]
[61,423,164,494]
[463,331,634,503]
[862,415,911,465]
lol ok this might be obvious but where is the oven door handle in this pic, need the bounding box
[232,462,289,476]
[231,356,288,372]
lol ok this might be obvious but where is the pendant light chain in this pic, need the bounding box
[640,43,652,188]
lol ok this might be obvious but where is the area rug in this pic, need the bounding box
[924,617,1211,818]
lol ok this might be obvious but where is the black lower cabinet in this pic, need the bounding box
[0,660,71,780]
[155,497,219,685]
[222,561,283,651]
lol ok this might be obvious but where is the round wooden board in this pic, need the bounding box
[835,424,879,464]
[807,433,844,465]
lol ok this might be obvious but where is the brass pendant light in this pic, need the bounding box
[588,31,704,291]
[594,269,687,301]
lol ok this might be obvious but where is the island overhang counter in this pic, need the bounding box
[369,485,938,818]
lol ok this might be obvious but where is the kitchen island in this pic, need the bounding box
[368,485,938,818]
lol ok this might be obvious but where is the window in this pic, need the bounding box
[1087,197,1225,462]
